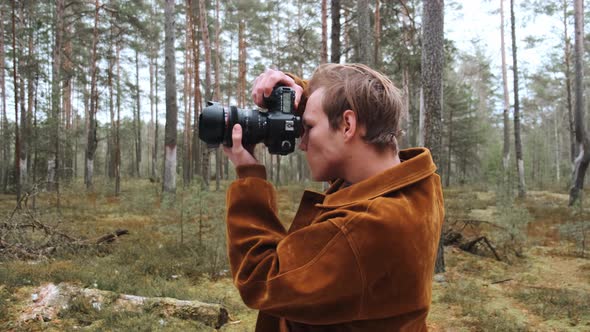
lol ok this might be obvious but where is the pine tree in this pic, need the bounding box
[163,0,178,194]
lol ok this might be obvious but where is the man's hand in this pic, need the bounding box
[222,124,259,167]
[252,68,304,110]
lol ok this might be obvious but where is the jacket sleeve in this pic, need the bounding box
[226,166,364,325]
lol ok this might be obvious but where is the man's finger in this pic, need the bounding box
[231,124,243,150]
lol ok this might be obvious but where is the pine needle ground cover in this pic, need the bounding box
[1,180,589,331]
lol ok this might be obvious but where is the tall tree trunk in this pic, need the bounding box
[563,0,575,164]
[86,0,100,191]
[150,1,158,181]
[108,22,116,181]
[554,113,561,182]
[190,0,201,181]
[568,0,587,206]
[356,0,371,65]
[184,3,192,187]
[214,0,221,190]
[115,34,122,195]
[200,0,212,188]
[18,4,27,193]
[153,56,159,183]
[510,0,525,198]
[12,1,21,206]
[500,0,511,182]
[0,6,8,194]
[330,0,341,63]
[373,0,381,69]
[135,49,142,178]
[321,0,328,64]
[422,0,444,274]
[63,23,73,183]
[47,0,65,200]
[163,0,178,194]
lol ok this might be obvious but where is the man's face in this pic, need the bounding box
[299,88,345,181]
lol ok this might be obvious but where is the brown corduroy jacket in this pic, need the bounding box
[225,147,444,331]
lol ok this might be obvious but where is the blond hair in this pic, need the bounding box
[307,63,404,151]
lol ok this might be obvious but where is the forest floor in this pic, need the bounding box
[0,179,589,331]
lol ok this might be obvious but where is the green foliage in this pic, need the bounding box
[494,190,531,260]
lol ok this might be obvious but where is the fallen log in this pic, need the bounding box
[20,282,229,329]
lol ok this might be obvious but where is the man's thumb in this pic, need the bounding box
[232,124,243,148]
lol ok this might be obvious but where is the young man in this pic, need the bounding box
[223,64,444,331]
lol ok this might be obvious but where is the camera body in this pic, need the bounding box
[198,86,302,155]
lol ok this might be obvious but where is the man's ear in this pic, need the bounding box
[341,109,357,141]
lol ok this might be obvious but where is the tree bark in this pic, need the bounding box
[115,34,122,196]
[135,49,142,178]
[321,0,328,64]
[85,0,100,191]
[214,0,222,190]
[22,283,229,329]
[163,0,178,194]
[374,0,381,69]
[62,22,73,183]
[356,0,371,65]
[108,24,116,181]
[200,0,213,188]
[421,0,445,274]
[500,0,511,181]
[569,0,588,206]
[510,0,526,198]
[563,0,575,164]
[330,0,341,63]
[12,0,21,206]
[184,3,192,188]
[0,6,8,194]
[18,4,27,193]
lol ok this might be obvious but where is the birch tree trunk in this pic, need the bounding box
[421,0,444,274]
[563,0,575,164]
[163,0,178,194]
[500,0,511,181]
[510,0,526,198]
[568,0,588,206]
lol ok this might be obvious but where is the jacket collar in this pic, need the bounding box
[315,148,437,208]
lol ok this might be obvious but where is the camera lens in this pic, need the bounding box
[199,103,227,146]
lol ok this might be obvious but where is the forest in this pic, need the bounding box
[0,0,589,330]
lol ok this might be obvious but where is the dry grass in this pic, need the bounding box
[1,181,590,330]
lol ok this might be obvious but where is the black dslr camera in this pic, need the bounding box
[198,86,302,155]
